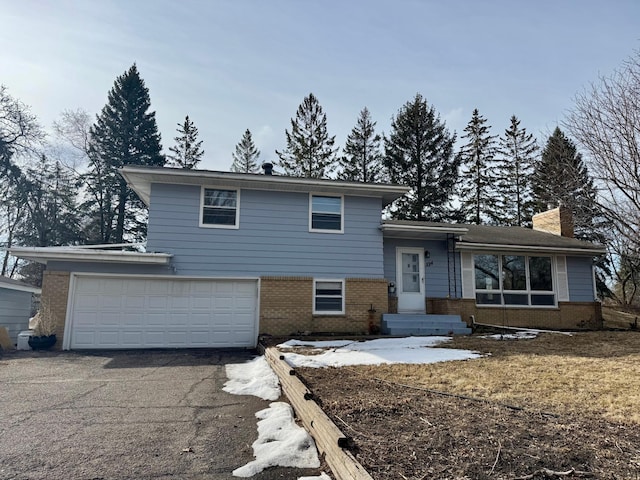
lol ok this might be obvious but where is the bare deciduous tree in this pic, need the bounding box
[0,86,44,277]
[565,51,640,304]
[53,108,93,170]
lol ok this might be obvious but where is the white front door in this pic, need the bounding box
[396,248,426,313]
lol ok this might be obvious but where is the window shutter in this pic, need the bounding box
[556,256,569,301]
[461,252,475,299]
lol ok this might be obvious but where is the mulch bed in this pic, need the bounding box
[297,366,640,480]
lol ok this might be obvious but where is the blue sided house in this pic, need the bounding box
[10,165,605,350]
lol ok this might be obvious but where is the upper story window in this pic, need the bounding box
[309,194,343,233]
[200,188,239,228]
[474,254,555,307]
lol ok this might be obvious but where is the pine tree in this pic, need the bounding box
[457,109,498,224]
[532,127,610,297]
[494,115,538,226]
[384,93,459,221]
[532,127,603,242]
[167,115,204,169]
[87,64,165,244]
[339,107,383,182]
[230,129,260,173]
[276,93,338,178]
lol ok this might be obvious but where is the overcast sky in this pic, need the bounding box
[1,0,638,171]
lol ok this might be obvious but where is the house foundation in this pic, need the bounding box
[426,297,603,330]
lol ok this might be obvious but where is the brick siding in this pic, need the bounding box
[40,270,71,350]
[259,277,388,336]
[426,297,603,330]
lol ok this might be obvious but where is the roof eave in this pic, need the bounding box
[8,247,173,265]
[455,242,606,255]
[119,166,410,206]
[380,223,469,236]
[0,282,41,294]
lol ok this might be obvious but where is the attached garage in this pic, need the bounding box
[64,274,259,349]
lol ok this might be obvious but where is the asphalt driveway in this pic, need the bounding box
[0,349,324,480]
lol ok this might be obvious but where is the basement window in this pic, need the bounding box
[313,279,345,314]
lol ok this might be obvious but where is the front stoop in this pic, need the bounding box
[381,313,472,335]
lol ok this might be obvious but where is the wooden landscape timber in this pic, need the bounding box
[263,347,374,480]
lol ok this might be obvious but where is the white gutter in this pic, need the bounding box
[0,281,41,294]
[71,242,146,249]
[455,242,605,255]
[8,247,172,265]
[380,224,469,235]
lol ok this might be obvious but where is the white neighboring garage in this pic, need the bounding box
[63,274,259,350]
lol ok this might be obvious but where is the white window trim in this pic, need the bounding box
[472,253,558,308]
[199,186,240,229]
[313,278,345,315]
[308,193,344,234]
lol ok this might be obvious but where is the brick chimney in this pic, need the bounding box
[532,206,574,238]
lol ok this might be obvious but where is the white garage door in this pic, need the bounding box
[67,275,258,349]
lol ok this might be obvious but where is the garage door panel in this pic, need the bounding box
[98,331,120,345]
[98,312,121,326]
[76,295,100,309]
[168,296,190,309]
[148,296,168,309]
[124,296,146,309]
[146,313,168,327]
[192,297,213,309]
[121,331,143,345]
[69,277,258,349]
[234,313,256,327]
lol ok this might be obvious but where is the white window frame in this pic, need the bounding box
[309,193,344,234]
[313,278,345,315]
[473,253,557,308]
[199,186,240,229]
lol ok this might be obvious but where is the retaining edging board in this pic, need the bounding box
[264,347,374,480]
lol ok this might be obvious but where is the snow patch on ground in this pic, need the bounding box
[223,356,281,400]
[279,336,482,368]
[480,331,539,340]
[232,402,320,477]
[224,337,483,478]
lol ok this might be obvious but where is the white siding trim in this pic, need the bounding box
[461,252,475,299]
[556,256,570,302]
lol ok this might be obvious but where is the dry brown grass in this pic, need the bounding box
[350,331,640,424]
